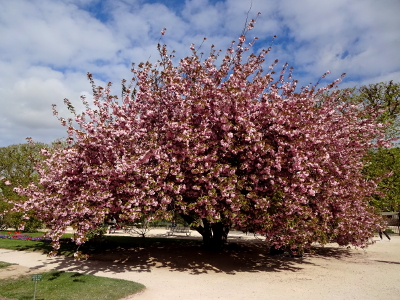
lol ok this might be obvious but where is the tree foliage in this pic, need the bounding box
[346,81,400,139]
[13,19,390,255]
[346,81,400,211]
[359,81,400,136]
[363,147,400,212]
[321,82,400,212]
[0,142,47,231]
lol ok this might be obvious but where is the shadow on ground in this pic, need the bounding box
[24,237,357,276]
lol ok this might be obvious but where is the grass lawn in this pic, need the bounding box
[0,261,15,269]
[0,232,75,256]
[0,269,145,300]
[0,232,202,300]
[0,230,201,257]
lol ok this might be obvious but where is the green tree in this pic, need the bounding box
[0,142,47,231]
[353,81,400,139]
[363,147,400,212]
[351,81,400,212]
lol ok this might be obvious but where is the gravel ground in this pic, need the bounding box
[1,230,399,300]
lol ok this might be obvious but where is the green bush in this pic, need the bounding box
[8,212,43,232]
[85,223,108,241]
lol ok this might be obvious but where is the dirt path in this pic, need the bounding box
[1,234,399,300]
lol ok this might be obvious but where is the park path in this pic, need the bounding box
[1,234,399,300]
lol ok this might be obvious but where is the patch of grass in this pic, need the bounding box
[0,231,75,256]
[0,261,15,269]
[0,231,200,257]
[0,231,72,239]
[0,270,145,300]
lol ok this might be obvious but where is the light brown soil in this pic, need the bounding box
[0,264,47,280]
[1,231,399,300]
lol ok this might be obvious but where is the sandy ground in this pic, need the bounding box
[1,229,399,300]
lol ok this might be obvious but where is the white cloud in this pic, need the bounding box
[276,0,400,84]
[0,0,399,146]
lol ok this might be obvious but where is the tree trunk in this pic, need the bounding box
[179,214,230,251]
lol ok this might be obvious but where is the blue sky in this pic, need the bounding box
[1,0,399,147]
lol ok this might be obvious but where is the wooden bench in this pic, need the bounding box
[166,226,191,236]
[382,212,400,235]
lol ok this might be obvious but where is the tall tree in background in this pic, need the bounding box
[354,81,400,212]
[359,81,400,138]
[363,147,400,211]
[322,82,400,212]
[0,142,47,230]
[14,18,390,255]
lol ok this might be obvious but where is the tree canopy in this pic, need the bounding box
[364,147,400,211]
[344,81,400,212]
[338,81,400,139]
[358,81,400,137]
[0,142,47,230]
[13,20,390,255]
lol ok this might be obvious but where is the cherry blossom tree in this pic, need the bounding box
[14,18,389,256]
